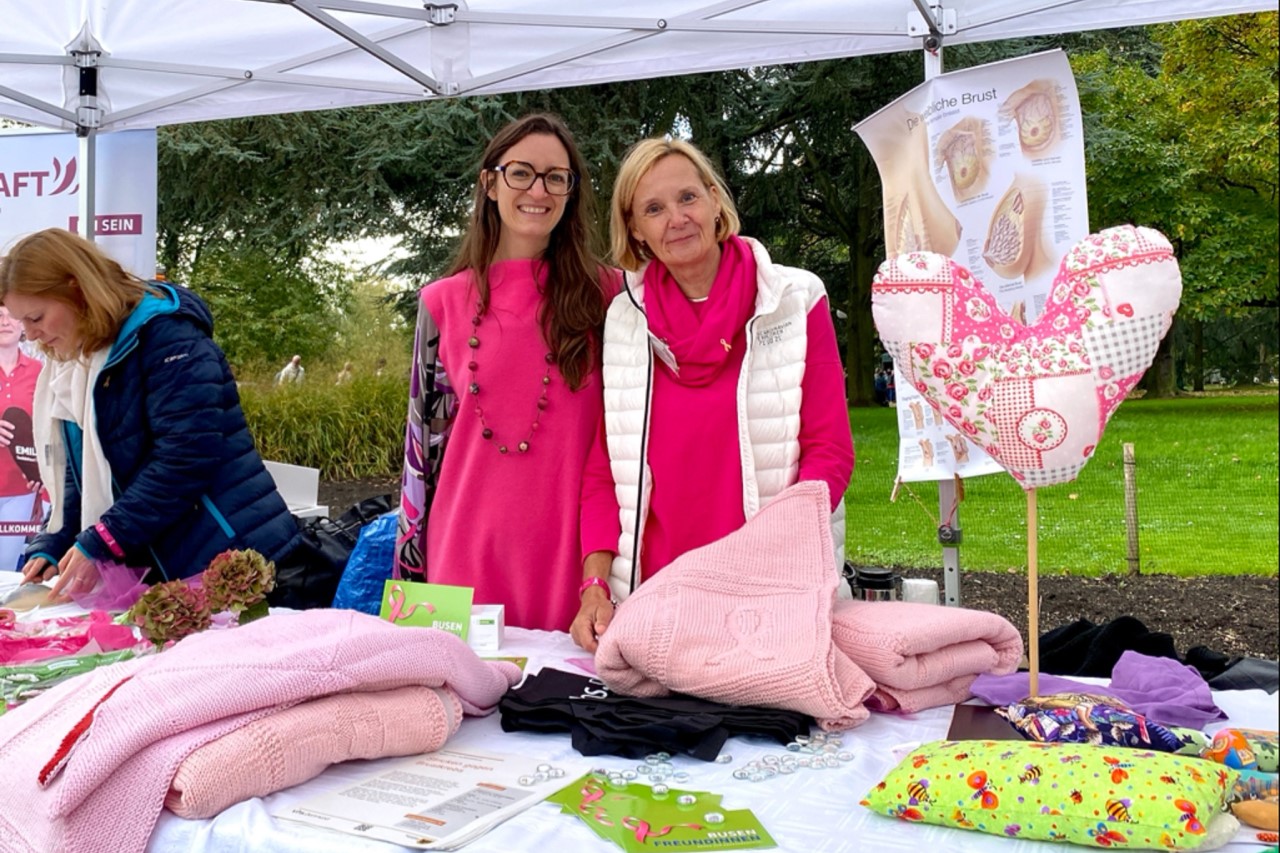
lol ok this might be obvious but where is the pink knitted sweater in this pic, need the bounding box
[0,610,520,853]
[595,481,876,729]
[165,684,464,819]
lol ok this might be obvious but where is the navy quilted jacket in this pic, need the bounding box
[27,284,300,581]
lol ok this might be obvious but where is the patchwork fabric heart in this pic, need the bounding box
[872,225,1182,488]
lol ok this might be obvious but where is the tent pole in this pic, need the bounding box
[73,46,102,242]
[77,131,97,242]
[921,24,960,606]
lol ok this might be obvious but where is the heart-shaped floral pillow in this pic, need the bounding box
[872,225,1182,488]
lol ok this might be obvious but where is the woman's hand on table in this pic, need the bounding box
[20,555,55,584]
[41,548,101,603]
[571,588,615,652]
[571,552,617,652]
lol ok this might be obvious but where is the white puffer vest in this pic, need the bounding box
[602,237,847,601]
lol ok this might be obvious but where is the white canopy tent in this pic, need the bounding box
[1,1,1273,134]
[2,1,1272,236]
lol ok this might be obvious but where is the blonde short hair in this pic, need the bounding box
[0,228,154,358]
[609,138,741,271]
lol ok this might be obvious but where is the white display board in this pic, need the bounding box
[856,51,1089,484]
[0,129,157,277]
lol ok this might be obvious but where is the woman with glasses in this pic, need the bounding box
[571,137,855,651]
[396,113,616,631]
[0,228,299,598]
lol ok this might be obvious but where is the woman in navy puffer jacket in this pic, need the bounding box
[0,228,299,598]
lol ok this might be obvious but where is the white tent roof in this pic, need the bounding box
[1,0,1274,132]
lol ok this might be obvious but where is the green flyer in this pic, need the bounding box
[549,773,774,851]
[378,580,473,640]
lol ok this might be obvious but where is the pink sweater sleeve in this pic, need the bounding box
[798,297,855,510]
[579,409,622,561]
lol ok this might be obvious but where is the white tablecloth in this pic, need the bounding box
[3,572,1276,853]
[150,629,1279,853]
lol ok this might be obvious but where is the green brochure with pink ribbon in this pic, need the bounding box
[378,580,473,641]
[549,772,775,851]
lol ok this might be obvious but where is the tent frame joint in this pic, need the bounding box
[425,3,457,25]
[908,1,957,49]
[71,48,102,137]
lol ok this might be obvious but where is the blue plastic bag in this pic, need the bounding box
[331,511,397,614]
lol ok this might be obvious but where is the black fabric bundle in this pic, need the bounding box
[1040,617,1278,693]
[499,668,813,761]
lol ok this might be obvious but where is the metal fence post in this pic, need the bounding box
[1123,442,1140,575]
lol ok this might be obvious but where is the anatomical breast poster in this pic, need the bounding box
[854,49,1088,483]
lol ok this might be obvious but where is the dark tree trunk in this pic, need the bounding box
[845,192,880,406]
[1142,320,1179,397]
[845,245,877,406]
[1191,318,1204,392]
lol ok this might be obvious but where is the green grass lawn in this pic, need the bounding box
[843,393,1279,577]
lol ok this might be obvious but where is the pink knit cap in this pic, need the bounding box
[595,480,875,729]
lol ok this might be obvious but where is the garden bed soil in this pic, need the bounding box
[319,478,1278,662]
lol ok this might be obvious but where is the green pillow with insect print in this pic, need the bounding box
[861,739,1237,850]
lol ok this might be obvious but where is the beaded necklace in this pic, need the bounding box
[466,300,553,455]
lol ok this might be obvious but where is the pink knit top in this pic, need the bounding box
[423,259,607,631]
[581,280,854,580]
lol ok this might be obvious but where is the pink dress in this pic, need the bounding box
[419,259,605,631]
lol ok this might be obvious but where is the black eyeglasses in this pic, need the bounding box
[490,160,577,196]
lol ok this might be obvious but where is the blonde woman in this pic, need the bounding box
[572,138,855,651]
[0,228,298,598]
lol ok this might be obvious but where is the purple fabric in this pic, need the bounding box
[970,650,1227,729]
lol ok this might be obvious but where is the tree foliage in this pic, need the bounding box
[155,14,1277,396]
[184,247,352,369]
[1073,14,1278,317]
[1071,13,1278,394]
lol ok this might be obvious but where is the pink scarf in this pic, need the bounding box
[644,235,757,386]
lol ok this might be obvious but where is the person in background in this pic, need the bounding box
[0,228,299,598]
[335,361,354,385]
[0,306,43,571]
[276,354,305,385]
[395,113,617,631]
[571,137,854,651]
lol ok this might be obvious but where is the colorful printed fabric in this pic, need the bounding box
[862,739,1237,850]
[1201,728,1279,773]
[1228,768,1280,804]
[996,692,1187,752]
[394,298,457,581]
[871,225,1182,488]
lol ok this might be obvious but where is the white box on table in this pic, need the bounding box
[468,604,505,651]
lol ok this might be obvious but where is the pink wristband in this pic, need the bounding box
[95,522,125,559]
[578,576,611,600]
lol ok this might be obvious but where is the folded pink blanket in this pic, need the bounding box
[0,609,520,853]
[165,684,463,818]
[595,481,875,730]
[831,600,1022,712]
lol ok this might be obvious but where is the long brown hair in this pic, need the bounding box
[447,113,608,390]
[0,228,155,359]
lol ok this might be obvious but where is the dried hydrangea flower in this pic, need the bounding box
[202,549,276,614]
[128,580,211,647]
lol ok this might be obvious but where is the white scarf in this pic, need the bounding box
[33,349,113,537]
